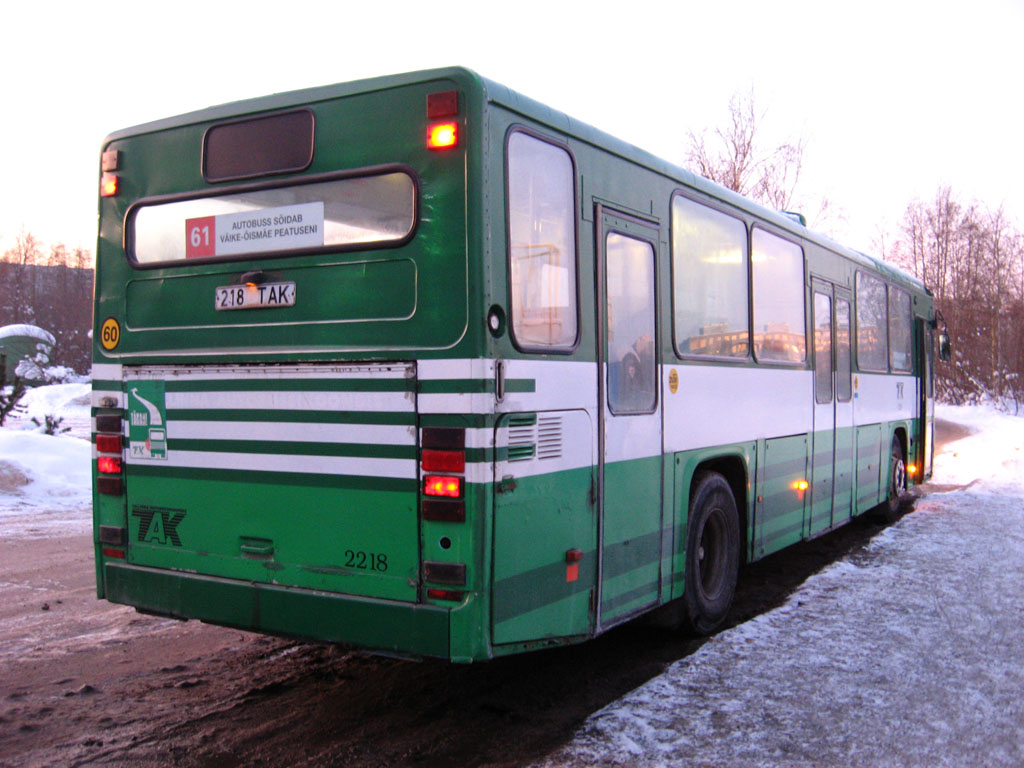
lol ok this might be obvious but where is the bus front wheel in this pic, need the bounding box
[885,436,907,520]
[682,471,739,635]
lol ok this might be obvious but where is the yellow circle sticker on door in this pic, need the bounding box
[100,317,120,350]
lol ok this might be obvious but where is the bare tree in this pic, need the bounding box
[685,90,820,219]
[889,188,1024,409]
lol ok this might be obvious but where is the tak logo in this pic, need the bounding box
[896,382,905,400]
[131,506,186,546]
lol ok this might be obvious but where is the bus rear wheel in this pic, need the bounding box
[682,471,739,635]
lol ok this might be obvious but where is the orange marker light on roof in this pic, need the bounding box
[100,173,118,197]
[427,122,458,150]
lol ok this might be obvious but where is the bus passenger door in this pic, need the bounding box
[833,290,855,524]
[916,319,935,478]
[809,282,835,536]
[595,207,664,627]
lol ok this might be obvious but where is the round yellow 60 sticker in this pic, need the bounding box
[100,317,120,350]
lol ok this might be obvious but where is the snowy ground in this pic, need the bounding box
[0,382,91,538]
[539,403,1024,768]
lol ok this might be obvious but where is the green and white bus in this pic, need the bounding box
[92,67,936,662]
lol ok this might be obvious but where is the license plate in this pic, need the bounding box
[215,282,296,310]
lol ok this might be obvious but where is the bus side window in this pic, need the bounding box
[836,298,852,401]
[671,195,749,359]
[606,232,656,414]
[856,271,888,372]
[751,229,806,363]
[888,287,912,372]
[506,132,578,350]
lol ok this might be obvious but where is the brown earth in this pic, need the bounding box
[0,421,971,768]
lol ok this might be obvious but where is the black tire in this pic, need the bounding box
[681,471,740,635]
[884,436,907,521]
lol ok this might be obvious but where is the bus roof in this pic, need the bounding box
[103,66,927,296]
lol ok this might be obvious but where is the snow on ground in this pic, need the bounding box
[539,404,1024,768]
[0,383,91,538]
[11,381,92,437]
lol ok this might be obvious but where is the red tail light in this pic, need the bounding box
[427,122,458,150]
[96,414,124,496]
[97,456,121,474]
[424,475,462,498]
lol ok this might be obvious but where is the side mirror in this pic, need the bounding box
[938,331,951,362]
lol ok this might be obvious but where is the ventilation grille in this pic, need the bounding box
[536,415,563,460]
[507,413,563,462]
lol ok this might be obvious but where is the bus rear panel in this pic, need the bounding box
[94,71,486,661]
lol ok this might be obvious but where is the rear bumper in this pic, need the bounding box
[104,562,450,659]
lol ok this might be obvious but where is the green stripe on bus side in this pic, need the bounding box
[163,378,414,393]
[764,455,808,480]
[168,439,416,460]
[601,528,663,580]
[162,438,494,464]
[600,579,660,616]
[126,464,418,492]
[760,517,804,550]
[493,524,673,626]
[492,554,596,625]
[170,409,495,430]
[168,409,416,425]
[418,378,534,394]
[419,413,493,429]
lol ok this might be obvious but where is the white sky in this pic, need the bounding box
[2,0,1022,259]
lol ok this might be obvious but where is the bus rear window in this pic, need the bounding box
[128,171,416,265]
[203,110,314,182]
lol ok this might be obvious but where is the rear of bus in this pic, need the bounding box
[91,69,486,661]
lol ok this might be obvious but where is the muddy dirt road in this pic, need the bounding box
[0,423,968,768]
[0,518,915,768]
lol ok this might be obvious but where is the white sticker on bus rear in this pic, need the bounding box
[185,201,324,258]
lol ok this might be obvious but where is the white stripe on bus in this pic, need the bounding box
[125,450,416,479]
[91,363,123,381]
[168,421,416,444]
[165,390,414,413]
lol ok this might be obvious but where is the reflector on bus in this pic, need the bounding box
[421,449,465,473]
[96,434,121,454]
